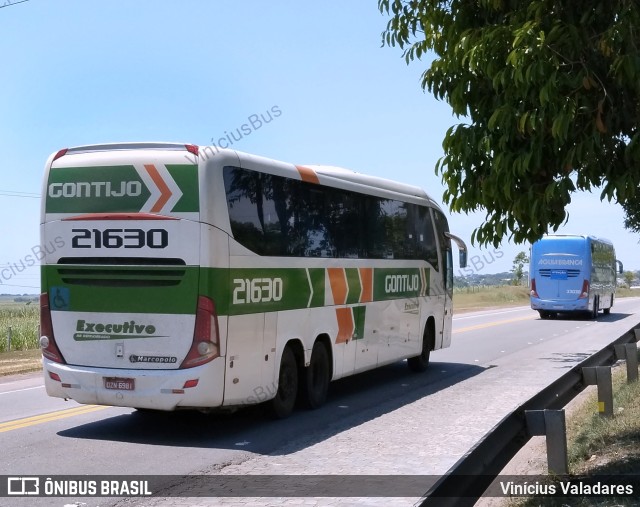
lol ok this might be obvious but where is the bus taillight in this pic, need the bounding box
[180,296,220,369]
[579,280,590,299]
[39,293,66,364]
[530,279,539,298]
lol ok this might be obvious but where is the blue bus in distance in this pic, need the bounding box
[529,235,621,319]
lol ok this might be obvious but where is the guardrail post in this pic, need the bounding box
[583,366,613,416]
[7,326,11,352]
[614,343,639,383]
[525,409,568,475]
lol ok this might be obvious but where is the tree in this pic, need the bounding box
[379,0,640,247]
[623,270,635,288]
[511,251,529,286]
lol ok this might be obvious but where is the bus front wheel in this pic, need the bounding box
[408,327,432,373]
[301,341,331,409]
[270,346,298,419]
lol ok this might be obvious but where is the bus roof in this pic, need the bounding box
[50,142,443,211]
[535,234,614,246]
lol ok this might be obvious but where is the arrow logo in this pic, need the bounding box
[137,163,183,213]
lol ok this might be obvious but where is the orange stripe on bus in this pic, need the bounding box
[335,307,354,344]
[359,268,373,303]
[328,268,348,305]
[144,164,172,212]
[295,165,320,184]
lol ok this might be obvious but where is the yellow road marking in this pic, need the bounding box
[453,314,536,334]
[0,404,109,433]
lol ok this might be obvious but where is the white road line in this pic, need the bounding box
[0,385,45,395]
[453,306,530,321]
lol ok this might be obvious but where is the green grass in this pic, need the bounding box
[0,302,39,352]
[509,354,640,507]
[453,285,531,312]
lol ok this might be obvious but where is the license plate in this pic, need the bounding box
[104,377,135,391]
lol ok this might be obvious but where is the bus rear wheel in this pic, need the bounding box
[301,341,330,409]
[591,296,599,320]
[270,346,298,419]
[408,327,432,373]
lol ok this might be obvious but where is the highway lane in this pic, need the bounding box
[1,297,639,505]
[445,298,640,366]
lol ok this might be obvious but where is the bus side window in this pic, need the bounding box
[413,205,438,270]
[432,209,453,295]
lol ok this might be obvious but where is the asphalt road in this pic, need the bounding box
[2,298,640,506]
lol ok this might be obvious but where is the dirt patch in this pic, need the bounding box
[0,348,42,376]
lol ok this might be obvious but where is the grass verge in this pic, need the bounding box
[0,348,42,376]
[454,285,530,312]
[510,353,640,507]
[0,302,39,352]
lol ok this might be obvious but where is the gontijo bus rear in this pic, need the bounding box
[40,143,467,417]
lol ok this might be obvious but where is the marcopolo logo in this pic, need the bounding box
[74,319,163,341]
[129,354,177,364]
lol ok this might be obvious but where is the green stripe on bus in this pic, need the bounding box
[204,267,327,316]
[41,265,199,314]
[307,268,325,308]
[353,305,366,340]
[345,268,361,305]
[166,164,199,212]
[42,265,431,316]
[46,166,150,214]
[373,268,428,300]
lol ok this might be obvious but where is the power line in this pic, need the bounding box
[0,189,40,198]
[0,0,31,10]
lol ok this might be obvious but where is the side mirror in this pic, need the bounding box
[445,232,468,269]
[459,250,468,269]
[616,260,623,275]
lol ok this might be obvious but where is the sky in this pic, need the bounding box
[0,0,635,294]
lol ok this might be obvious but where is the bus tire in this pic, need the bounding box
[592,296,599,320]
[604,295,613,315]
[408,327,431,373]
[302,341,331,409]
[270,346,298,419]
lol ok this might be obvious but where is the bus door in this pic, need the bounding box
[433,210,454,348]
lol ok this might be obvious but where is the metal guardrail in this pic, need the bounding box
[418,323,640,507]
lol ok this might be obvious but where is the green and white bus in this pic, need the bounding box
[40,143,467,417]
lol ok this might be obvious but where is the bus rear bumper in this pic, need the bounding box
[42,357,226,411]
[530,298,589,312]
